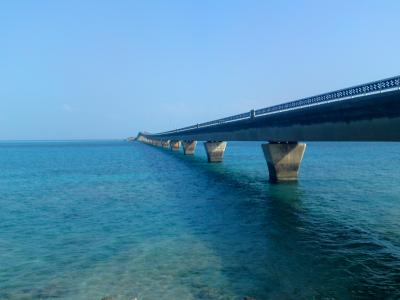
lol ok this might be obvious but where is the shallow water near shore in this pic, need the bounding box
[1,140,400,299]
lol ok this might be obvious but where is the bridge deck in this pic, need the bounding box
[138,76,400,181]
[143,89,400,142]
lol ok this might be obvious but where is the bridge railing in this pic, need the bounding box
[154,75,400,137]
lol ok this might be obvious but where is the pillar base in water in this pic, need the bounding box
[162,141,170,149]
[170,141,181,151]
[261,142,306,182]
[182,141,197,155]
[204,141,227,163]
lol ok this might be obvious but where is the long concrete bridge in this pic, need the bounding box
[137,75,400,182]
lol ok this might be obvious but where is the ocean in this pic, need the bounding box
[0,140,400,299]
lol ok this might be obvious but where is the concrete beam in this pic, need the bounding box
[141,91,400,142]
[170,140,181,151]
[204,141,227,163]
[182,141,197,155]
[262,142,306,182]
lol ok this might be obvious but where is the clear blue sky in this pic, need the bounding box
[1,0,400,140]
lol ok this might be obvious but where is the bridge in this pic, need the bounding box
[137,75,400,182]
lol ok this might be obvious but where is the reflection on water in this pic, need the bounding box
[0,141,399,299]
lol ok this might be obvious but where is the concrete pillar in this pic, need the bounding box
[170,140,181,151]
[204,141,227,163]
[162,140,170,149]
[182,141,197,155]
[261,142,306,182]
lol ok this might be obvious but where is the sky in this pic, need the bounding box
[1,0,400,140]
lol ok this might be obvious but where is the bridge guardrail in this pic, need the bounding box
[155,75,400,137]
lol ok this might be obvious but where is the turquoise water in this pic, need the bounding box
[1,141,400,299]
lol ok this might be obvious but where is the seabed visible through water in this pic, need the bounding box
[0,141,400,299]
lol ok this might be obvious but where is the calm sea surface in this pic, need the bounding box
[1,141,400,299]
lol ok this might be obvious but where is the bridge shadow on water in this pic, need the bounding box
[142,143,400,299]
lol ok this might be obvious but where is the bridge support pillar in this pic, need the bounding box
[262,142,306,182]
[182,141,197,155]
[204,141,227,163]
[170,140,181,151]
[162,140,170,149]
